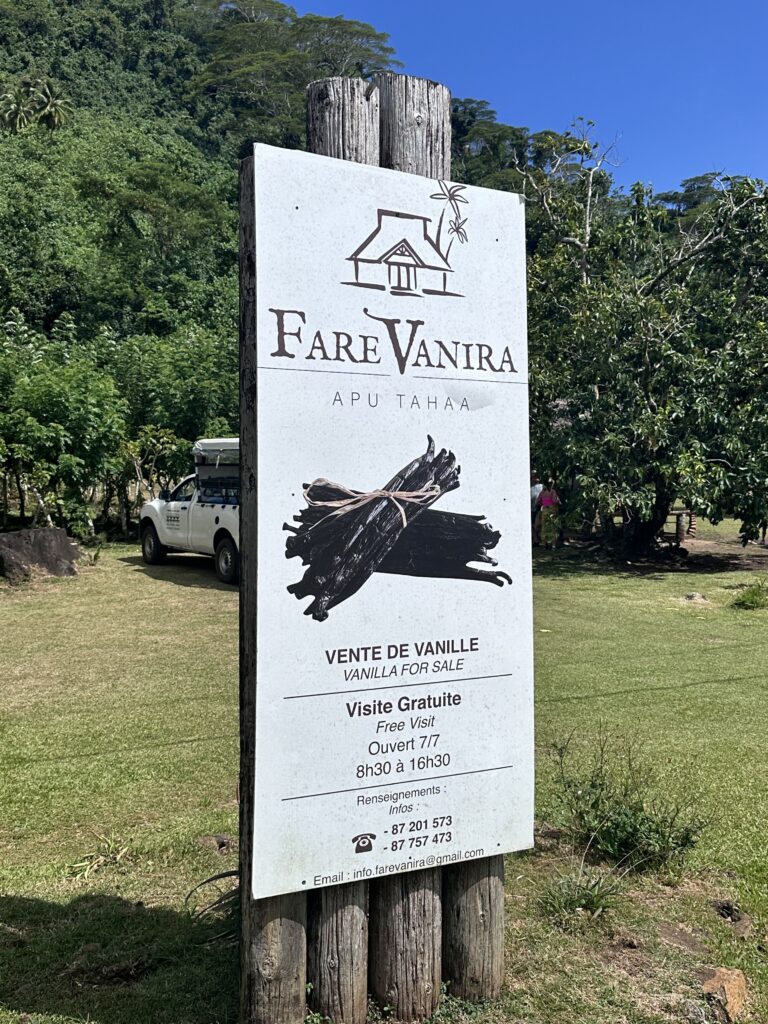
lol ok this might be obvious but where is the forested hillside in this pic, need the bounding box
[1,0,767,550]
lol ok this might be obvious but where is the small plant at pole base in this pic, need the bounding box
[432,986,488,1020]
[731,576,768,610]
[536,860,623,931]
[548,730,707,870]
[185,870,239,944]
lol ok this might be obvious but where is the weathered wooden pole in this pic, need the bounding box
[239,153,307,1024]
[372,72,507,1013]
[442,857,505,1000]
[307,885,369,1024]
[369,868,443,1020]
[303,75,379,1024]
[307,77,379,164]
[363,72,449,1024]
[374,72,451,178]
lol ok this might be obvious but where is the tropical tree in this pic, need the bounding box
[522,139,768,554]
[0,77,72,133]
[0,82,36,133]
[33,79,73,130]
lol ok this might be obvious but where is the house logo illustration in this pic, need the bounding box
[343,182,469,298]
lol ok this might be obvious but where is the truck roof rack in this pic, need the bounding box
[192,437,239,466]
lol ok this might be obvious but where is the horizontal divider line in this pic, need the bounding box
[412,374,528,386]
[256,366,528,385]
[283,671,515,699]
[281,764,516,801]
[257,364,391,378]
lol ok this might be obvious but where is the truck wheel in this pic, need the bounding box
[141,522,167,565]
[215,534,239,584]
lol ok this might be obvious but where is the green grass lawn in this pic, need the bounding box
[1,542,767,1023]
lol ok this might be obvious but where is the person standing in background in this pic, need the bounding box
[537,478,560,550]
[531,472,544,546]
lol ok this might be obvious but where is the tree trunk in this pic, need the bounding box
[442,856,505,1001]
[307,883,368,1023]
[118,484,130,539]
[369,869,442,1022]
[622,484,673,558]
[14,468,26,527]
[29,485,54,528]
[100,480,114,525]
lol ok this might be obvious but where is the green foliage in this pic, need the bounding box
[731,576,768,610]
[456,110,768,555]
[549,732,706,870]
[2,0,766,551]
[536,863,622,930]
[0,0,397,534]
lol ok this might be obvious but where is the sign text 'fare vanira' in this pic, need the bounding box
[267,307,519,376]
[248,143,534,900]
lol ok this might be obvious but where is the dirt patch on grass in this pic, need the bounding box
[62,946,157,988]
[658,921,708,955]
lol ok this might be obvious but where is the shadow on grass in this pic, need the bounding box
[533,545,766,580]
[119,554,236,592]
[0,894,238,1024]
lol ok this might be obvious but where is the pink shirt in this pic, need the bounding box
[539,491,558,508]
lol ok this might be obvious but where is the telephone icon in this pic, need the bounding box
[352,833,376,854]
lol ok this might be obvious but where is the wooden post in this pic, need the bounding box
[307,77,379,164]
[307,884,369,1023]
[362,73,449,1024]
[369,869,442,1020]
[374,72,507,1013]
[374,72,452,178]
[303,74,379,1024]
[442,857,505,1001]
[240,154,307,1024]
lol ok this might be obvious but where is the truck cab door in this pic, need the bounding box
[163,476,195,547]
[189,489,216,554]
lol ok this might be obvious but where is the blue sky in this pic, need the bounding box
[295,0,767,193]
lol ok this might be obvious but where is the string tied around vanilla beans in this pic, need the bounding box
[302,478,442,529]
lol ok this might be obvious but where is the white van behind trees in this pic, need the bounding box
[139,437,240,584]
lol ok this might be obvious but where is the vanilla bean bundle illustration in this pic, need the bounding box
[284,437,511,621]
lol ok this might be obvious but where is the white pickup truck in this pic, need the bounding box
[139,437,240,584]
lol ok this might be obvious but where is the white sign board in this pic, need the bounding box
[248,144,533,899]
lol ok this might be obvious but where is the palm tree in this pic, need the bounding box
[0,77,73,133]
[0,84,37,133]
[33,79,73,131]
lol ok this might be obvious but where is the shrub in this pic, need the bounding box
[536,862,622,930]
[731,577,768,610]
[549,731,706,870]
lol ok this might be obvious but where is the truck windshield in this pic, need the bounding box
[170,477,196,502]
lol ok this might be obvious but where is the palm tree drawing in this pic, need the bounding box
[430,180,469,262]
